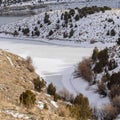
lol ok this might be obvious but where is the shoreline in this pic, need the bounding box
[0,34,115,48]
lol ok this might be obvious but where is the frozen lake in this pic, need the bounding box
[0,38,92,90]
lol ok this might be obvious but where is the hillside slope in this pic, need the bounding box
[1,6,120,47]
[0,49,74,120]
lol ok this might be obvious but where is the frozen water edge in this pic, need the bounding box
[0,34,115,48]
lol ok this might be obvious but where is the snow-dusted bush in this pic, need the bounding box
[22,28,30,36]
[110,29,116,36]
[74,14,80,21]
[48,30,54,36]
[108,59,117,71]
[69,9,75,16]
[44,13,50,24]
[69,29,74,38]
[116,38,120,45]
[63,32,68,38]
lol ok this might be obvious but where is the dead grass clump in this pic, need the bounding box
[25,56,35,72]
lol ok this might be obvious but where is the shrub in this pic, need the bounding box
[69,29,74,38]
[47,21,51,25]
[54,94,61,102]
[101,73,110,83]
[69,9,75,16]
[48,30,54,36]
[25,56,35,72]
[97,48,109,66]
[97,81,107,97]
[93,62,103,73]
[61,13,64,20]
[77,58,93,82]
[44,13,50,24]
[116,38,120,45]
[64,12,69,25]
[74,14,80,21]
[109,85,120,99]
[35,30,40,36]
[93,48,109,73]
[47,83,56,96]
[69,94,92,120]
[75,24,77,28]
[112,96,120,112]
[110,29,116,36]
[34,26,38,31]
[108,59,117,70]
[107,72,120,90]
[92,47,99,62]
[70,24,73,28]
[44,103,48,110]
[107,18,114,23]
[63,32,68,38]
[37,20,40,24]
[56,24,60,30]
[13,30,19,36]
[18,27,21,31]
[57,19,60,23]
[33,77,46,92]
[106,30,110,36]
[40,24,43,28]
[102,104,118,120]
[22,28,30,35]
[20,90,36,108]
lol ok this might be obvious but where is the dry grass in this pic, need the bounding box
[57,105,70,117]
[24,56,35,72]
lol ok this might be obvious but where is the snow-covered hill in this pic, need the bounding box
[0,6,120,47]
[74,44,120,119]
